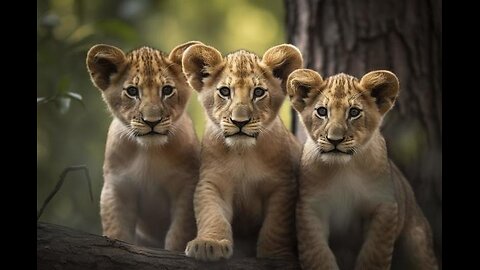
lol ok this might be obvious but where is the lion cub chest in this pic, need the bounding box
[311,170,368,232]
[127,151,185,187]
[220,151,273,256]
[124,151,188,245]
[309,167,396,267]
[223,152,273,232]
[312,168,394,230]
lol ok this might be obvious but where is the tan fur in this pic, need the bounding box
[288,69,438,270]
[86,42,201,251]
[182,44,303,261]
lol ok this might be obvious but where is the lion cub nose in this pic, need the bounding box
[327,137,345,146]
[142,118,162,128]
[230,118,250,129]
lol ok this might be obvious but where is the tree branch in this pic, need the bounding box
[37,222,300,270]
[37,165,93,221]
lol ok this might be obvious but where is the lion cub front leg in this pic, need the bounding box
[100,178,138,244]
[355,203,399,270]
[297,197,339,270]
[185,177,234,261]
[257,182,297,258]
[165,183,196,251]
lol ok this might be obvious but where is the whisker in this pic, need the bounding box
[303,143,321,163]
[169,122,179,137]
[212,127,225,142]
[258,125,273,137]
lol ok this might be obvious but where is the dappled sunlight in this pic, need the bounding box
[223,3,281,54]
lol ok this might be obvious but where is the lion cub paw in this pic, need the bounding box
[185,238,233,261]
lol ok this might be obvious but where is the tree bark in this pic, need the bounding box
[37,222,300,270]
[285,0,441,268]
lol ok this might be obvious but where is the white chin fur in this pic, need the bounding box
[136,135,168,147]
[320,153,352,164]
[225,136,256,149]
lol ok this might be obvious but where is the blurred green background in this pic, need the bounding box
[37,0,290,234]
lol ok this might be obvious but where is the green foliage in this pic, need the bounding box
[37,0,287,234]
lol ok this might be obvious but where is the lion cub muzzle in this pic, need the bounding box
[227,105,255,137]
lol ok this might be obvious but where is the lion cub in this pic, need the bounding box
[181,44,303,261]
[287,69,438,270]
[86,42,201,250]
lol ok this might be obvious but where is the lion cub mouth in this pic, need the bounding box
[322,148,354,155]
[225,131,257,138]
[137,131,168,137]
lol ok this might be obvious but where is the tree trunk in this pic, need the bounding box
[37,222,300,270]
[285,0,441,267]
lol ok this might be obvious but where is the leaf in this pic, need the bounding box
[66,91,85,108]
[66,91,82,102]
[37,96,55,106]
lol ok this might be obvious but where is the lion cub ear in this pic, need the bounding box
[262,44,303,92]
[86,44,126,91]
[182,44,223,92]
[287,69,323,112]
[168,41,204,66]
[360,70,400,115]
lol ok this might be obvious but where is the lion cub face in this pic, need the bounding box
[182,44,302,148]
[287,69,399,163]
[86,42,201,146]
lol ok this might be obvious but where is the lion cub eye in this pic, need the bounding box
[125,86,139,97]
[316,107,328,117]
[162,85,174,97]
[349,107,362,118]
[253,87,266,99]
[218,87,231,98]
